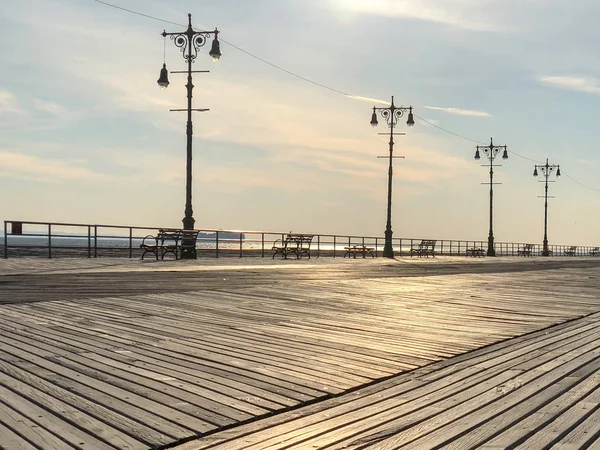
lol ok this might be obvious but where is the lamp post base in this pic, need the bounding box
[542,239,549,257]
[383,229,394,258]
[181,214,196,259]
[182,215,195,230]
[487,236,496,257]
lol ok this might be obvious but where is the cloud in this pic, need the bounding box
[539,75,600,95]
[329,0,505,31]
[30,98,69,117]
[0,90,24,115]
[346,95,391,105]
[0,151,108,183]
[423,106,492,117]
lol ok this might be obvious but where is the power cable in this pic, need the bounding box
[415,114,486,144]
[92,0,599,192]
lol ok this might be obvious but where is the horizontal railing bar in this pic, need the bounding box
[3,220,598,259]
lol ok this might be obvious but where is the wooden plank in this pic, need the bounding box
[484,370,600,448]
[0,363,168,448]
[0,353,199,440]
[0,321,290,412]
[0,384,116,449]
[0,401,73,450]
[550,404,600,449]
[0,421,38,450]
[358,344,600,449]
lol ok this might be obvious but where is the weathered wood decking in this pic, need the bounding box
[181,311,600,449]
[0,257,599,449]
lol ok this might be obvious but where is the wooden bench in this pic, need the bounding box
[466,248,485,257]
[344,245,375,258]
[272,234,314,259]
[410,240,436,258]
[564,246,577,256]
[140,228,199,260]
[517,244,533,257]
[590,247,599,256]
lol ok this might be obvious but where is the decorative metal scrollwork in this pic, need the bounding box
[481,146,502,158]
[377,106,407,128]
[167,31,211,62]
[192,33,208,53]
[477,138,507,162]
[171,34,188,55]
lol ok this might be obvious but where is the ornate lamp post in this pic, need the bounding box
[157,13,221,259]
[533,158,561,256]
[474,137,508,257]
[370,96,414,258]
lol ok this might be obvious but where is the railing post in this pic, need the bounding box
[317,235,320,258]
[333,236,336,258]
[261,233,265,258]
[375,237,378,257]
[129,227,133,258]
[94,225,98,258]
[47,223,52,259]
[239,233,243,258]
[3,221,8,259]
[216,232,219,258]
[399,238,402,256]
[87,226,91,258]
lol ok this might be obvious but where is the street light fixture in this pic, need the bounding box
[158,13,221,259]
[533,158,560,256]
[370,96,414,258]
[474,137,508,257]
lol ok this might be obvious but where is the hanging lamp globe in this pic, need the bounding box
[157,63,170,88]
[406,106,415,127]
[370,108,378,127]
[209,31,222,61]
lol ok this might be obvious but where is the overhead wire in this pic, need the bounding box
[92,0,598,192]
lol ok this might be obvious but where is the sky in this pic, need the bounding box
[1,0,599,246]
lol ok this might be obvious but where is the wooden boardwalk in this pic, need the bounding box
[182,311,600,449]
[0,257,599,449]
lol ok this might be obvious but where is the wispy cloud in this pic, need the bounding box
[329,0,505,32]
[423,106,492,117]
[30,98,69,117]
[346,95,391,105]
[0,90,24,115]
[0,151,108,183]
[539,75,600,95]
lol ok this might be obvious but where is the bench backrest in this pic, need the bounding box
[157,229,182,246]
[285,234,314,248]
[158,229,199,246]
[420,240,436,249]
[568,246,577,250]
[523,244,533,250]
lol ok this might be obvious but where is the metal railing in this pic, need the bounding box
[2,220,599,259]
